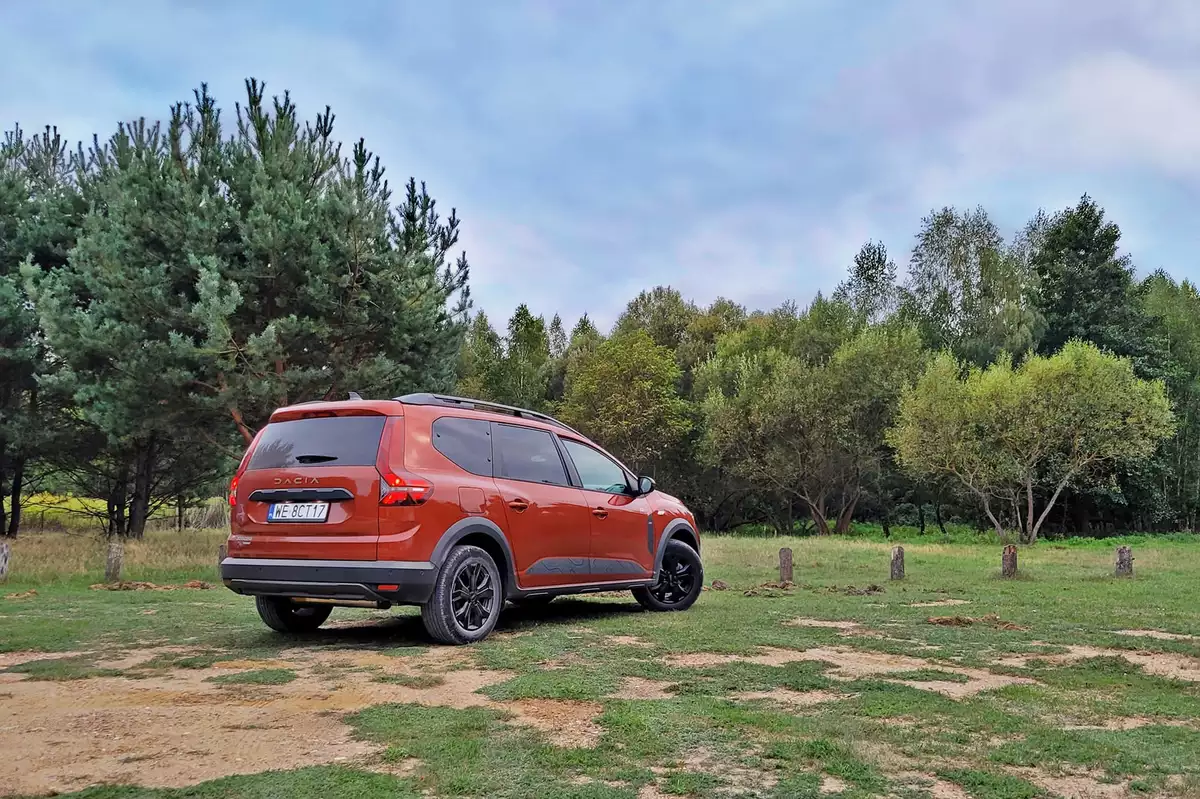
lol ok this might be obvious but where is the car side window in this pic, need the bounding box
[561,439,630,495]
[492,423,569,486]
[432,417,492,476]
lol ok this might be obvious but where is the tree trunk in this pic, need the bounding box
[981,497,1006,540]
[881,513,891,538]
[779,547,793,584]
[917,503,926,535]
[890,546,905,580]
[104,537,125,583]
[1024,480,1035,545]
[128,438,156,539]
[7,456,24,538]
[177,496,185,532]
[0,539,10,582]
[805,502,831,536]
[1001,544,1018,578]
[834,492,859,535]
[934,500,947,536]
[107,463,130,538]
[1115,546,1134,577]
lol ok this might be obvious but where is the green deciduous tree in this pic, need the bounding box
[558,330,691,473]
[701,306,924,535]
[890,341,1174,543]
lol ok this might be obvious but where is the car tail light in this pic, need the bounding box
[228,475,240,507]
[379,469,432,506]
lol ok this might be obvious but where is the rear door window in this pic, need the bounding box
[492,423,569,486]
[247,416,386,470]
[433,417,493,475]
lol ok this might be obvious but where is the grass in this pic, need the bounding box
[206,667,298,686]
[3,531,1200,798]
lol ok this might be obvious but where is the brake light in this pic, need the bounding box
[228,475,240,507]
[379,470,433,506]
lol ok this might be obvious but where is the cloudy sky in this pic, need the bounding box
[3,1,1199,329]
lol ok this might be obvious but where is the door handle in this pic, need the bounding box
[592,507,609,519]
[508,499,530,512]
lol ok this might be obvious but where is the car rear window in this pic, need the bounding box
[247,416,386,470]
[433,416,493,476]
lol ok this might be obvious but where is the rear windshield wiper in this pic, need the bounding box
[294,454,339,464]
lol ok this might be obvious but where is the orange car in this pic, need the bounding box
[221,393,703,644]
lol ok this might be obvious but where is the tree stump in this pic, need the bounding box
[1115,546,1134,577]
[779,547,794,584]
[104,538,125,584]
[0,540,11,582]
[890,546,905,580]
[1001,544,1018,578]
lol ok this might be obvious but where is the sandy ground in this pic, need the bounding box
[4,628,1198,796]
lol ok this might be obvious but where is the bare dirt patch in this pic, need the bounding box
[1113,629,1199,642]
[608,677,676,700]
[504,699,604,747]
[733,688,846,709]
[1063,716,1195,731]
[0,644,609,796]
[997,645,1200,682]
[820,775,849,793]
[785,617,865,633]
[664,646,1034,698]
[0,650,89,669]
[1010,767,1129,799]
[907,599,971,608]
[605,634,655,648]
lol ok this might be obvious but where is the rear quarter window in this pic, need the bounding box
[432,416,493,475]
[247,416,386,470]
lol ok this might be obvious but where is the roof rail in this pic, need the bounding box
[395,393,582,436]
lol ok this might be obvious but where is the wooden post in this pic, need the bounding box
[0,539,11,582]
[104,538,124,584]
[1115,546,1133,577]
[1001,544,1018,578]
[890,546,905,580]
[779,547,794,584]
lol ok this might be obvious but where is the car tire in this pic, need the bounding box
[255,596,332,633]
[422,545,503,645]
[633,539,704,612]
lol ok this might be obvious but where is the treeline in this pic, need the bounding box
[457,199,1186,541]
[0,81,470,537]
[0,80,1192,542]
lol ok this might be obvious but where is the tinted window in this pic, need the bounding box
[433,416,492,475]
[562,440,629,494]
[493,424,568,486]
[247,416,386,470]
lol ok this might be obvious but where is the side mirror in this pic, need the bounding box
[637,476,655,496]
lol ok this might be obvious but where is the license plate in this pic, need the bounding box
[267,502,329,523]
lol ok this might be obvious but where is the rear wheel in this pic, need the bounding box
[633,539,703,612]
[422,545,502,645]
[255,596,332,633]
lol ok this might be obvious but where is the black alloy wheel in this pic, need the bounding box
[633,539,704,612]
[452,561,497,632]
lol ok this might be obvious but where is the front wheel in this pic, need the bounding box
[422,545,503,645]
[255,596,332,633]
[633,539,703,612]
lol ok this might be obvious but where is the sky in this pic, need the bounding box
[3,0,1200,330]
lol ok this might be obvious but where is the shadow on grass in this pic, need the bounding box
[216,597,646,650]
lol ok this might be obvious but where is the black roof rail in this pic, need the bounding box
[395,393,582,436]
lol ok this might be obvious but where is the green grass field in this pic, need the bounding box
[3,532,1200,798]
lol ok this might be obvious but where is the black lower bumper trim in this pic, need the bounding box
[220,557,437,605]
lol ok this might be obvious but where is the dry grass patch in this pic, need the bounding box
[733,688,846,709]
[608,676,676,700]
[1113,629,1199,642]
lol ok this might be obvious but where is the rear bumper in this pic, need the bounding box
[220,557,437,605]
